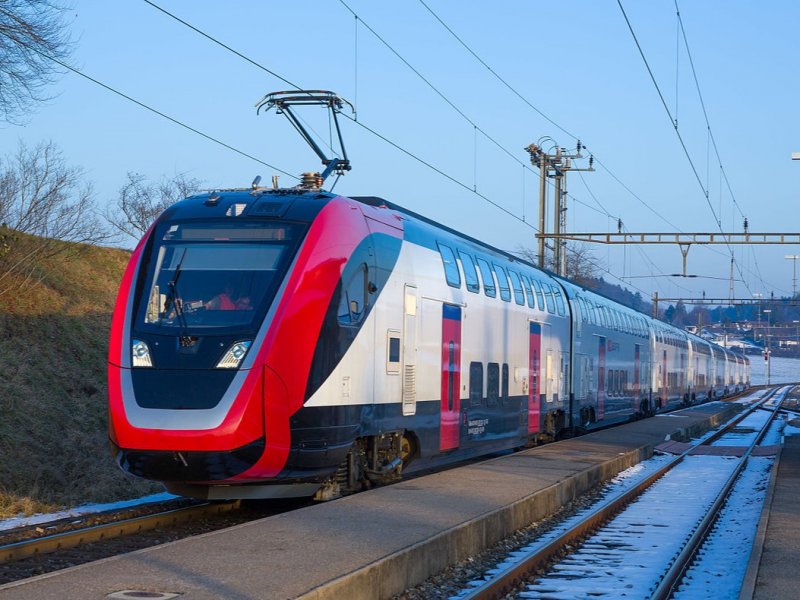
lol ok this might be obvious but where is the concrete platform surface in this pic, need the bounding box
[751,433,800,600]
[0,402,741,600]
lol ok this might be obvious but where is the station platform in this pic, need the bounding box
[0,401,743,600]
[747,428,800,599]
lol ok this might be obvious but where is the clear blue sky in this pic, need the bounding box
[3,0,800,304]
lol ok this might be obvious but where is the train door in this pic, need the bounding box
[661,350,668,407]
[440,304,461,451]
[597,336,606,420]
[402,285,418,416]
[528,322,542,434]
[634,344,640,413]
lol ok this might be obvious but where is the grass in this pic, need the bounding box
[0,240,161,518]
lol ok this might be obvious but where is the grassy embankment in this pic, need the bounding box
[0,241,161,518]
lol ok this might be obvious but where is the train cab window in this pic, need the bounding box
[553,286,566,316]
[543,284,556,313]
[476,258,496,298]
[508,270,525,305]
[437,243,461,289]
[531,278,546,311]
[520,274,536,309]
[469,362,484,406]
[487,362,500,406]
[458,251,480,293]
[493,264,511,302]
[338,263,368,325]
[502,363,509,402]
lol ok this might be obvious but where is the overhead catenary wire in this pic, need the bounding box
[615,0,771,298]
[0,30,298,180]
[139,1,652,297]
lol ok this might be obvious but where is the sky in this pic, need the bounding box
[3,0,800,305]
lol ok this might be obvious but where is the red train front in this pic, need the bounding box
[108,188,404,499]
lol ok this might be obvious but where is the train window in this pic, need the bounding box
[487,362,500,406]
[437,243,461,289]
[469,362,484,406]
[553,286,566,316]
[493,264,511,302]
[476,258,496,298]
[520,274,536,309]
[543,284,556,313]
[508,270,525,305]
[458,251,480,293]
[386,330,401,374]
[502,363,509,403]
[531,278,546,311]
[338,263,368,325]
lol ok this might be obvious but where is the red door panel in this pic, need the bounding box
[440,304,461,451]
[597,336,606,420]
[528,322,541,433]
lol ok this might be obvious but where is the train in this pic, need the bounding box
[108,184,750,500]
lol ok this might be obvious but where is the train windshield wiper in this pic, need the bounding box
[162,249,188,329]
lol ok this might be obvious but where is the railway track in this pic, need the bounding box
[456,385,787,599]
[0,500,239,564]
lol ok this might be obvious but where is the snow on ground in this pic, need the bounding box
[0,492,177,532]
[672,456,773,600]
[519,455,739,599]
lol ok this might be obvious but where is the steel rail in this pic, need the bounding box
[462,386,782,600]
[0,500,239,563]
[651,388,787,599]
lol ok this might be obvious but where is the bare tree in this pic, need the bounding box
[0,140,110,293]
[0,1,73,124]
[105,172,201,242]
[514,242,601,285]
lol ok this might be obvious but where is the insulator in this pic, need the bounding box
[300,172,323,190]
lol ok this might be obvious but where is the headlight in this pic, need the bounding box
[132,339,153,367]
[216,340,252,369]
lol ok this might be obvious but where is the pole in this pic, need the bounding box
[653,291,659,318]
[538,152,547,269]
[559,173,568,276]
[553,148,562,274]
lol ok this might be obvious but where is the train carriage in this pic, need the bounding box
[109,187,749,500]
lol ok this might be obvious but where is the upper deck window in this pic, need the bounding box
[437,242,461,289]
[493,264,511,302]
[542,284,556,314]
[519,274,536,309]
[476,258,496,298]
[553,286,566,316]
[458,251,480,293]
[530,278,545,311]
[508,270,525,305]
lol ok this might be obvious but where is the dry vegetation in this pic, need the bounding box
[0,237,161,518]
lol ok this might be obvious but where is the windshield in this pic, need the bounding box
[135,220,304,332]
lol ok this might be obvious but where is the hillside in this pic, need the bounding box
[0,240,160,518]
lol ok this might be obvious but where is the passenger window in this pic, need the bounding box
[531,278,545,310]
[493,264,511,302]
[469,362,484,406]
[502,363,509,403]
[487,362,500,406]
[476,258,496,298]
[386,330,400,374]
[520,274,535,309]
[543,284,556,314]
[437,242,461,289]
[553,286,566,316]
[458,251,480,293]
[508,270,525,305]
[338,263,367,325]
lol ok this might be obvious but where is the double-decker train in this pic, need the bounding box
[108,185,749,500]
